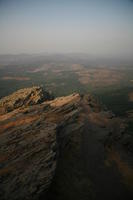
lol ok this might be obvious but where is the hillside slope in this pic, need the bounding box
[0,87,132,200]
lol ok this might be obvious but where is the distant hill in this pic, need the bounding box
[0,53,133,66]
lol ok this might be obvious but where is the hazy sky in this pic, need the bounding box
[0,0,133,58]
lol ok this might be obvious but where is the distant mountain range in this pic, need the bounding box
[0,53,133,66]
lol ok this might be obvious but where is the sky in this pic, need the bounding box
[0,0,133,58]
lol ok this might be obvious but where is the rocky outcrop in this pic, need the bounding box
[0,88,83,200]
[0,86,52,115]
[0,87,132,200]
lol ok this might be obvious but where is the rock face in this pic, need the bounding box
[0,87,132,200]
[0,88,83,200]
[0,86,52,115]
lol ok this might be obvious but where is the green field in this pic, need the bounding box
[0,63,133,118]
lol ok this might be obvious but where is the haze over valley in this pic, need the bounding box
[0,0,133,200]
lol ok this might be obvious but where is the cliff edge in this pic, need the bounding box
[0,87,132,200]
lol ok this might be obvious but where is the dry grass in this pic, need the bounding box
[0,115,39,133]
[106,147,133,190]
[2,76,30,81]
[88,112,110,127]
[76,69,123,86]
